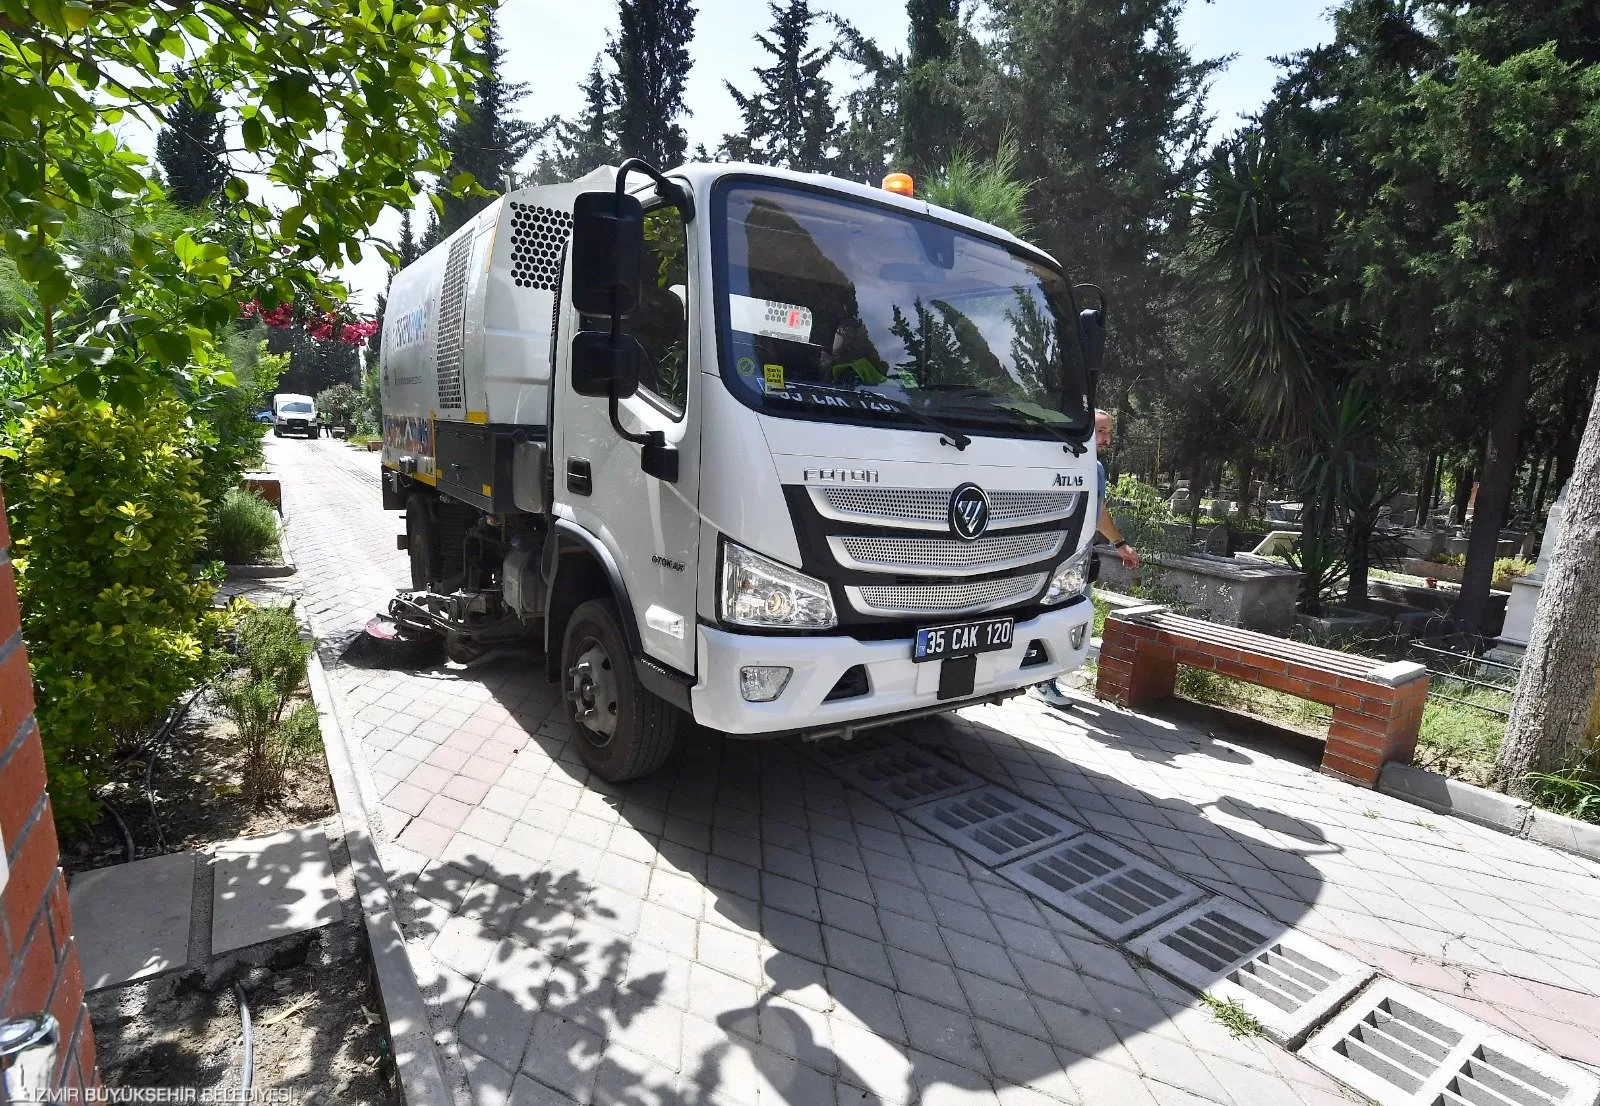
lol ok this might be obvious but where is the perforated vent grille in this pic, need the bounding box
[816,487,1082,530]
[508,202,572,290]
[834,748,981,810]
[436,233,472,410]
[851,574,1045,615]
[835,532,1062,574]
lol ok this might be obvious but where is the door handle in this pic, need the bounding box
[566,458,593,496]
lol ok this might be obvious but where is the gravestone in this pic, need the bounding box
[1496,479,1569,655]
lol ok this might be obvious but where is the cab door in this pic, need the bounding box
[551,194,701,676]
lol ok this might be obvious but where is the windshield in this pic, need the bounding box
[715,182,1091,439]
[280,402,313,415]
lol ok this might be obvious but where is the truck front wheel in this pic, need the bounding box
[561,599,680,781]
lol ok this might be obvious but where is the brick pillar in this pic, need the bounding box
[1094,609,1178,708]
[0,487,98,1096]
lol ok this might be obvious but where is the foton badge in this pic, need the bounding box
[948,483,990,541]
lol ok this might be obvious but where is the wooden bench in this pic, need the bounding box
[1094,604,1430,786]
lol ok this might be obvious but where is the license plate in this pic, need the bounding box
[913,616,1015,663]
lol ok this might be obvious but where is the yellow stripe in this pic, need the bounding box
[465,410,488,424]
[413,471,438,486]
[481,483,493,497]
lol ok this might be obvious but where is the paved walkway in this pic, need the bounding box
[265,437,1600,1106]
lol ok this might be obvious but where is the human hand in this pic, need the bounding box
[1118,543,1140,569]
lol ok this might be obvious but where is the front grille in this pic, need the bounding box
[832,532,1062,576]
[847,573,1046,616]
[814,486,1082,531]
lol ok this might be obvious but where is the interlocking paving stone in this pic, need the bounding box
[998,835,1208,942]
[273,438,1600,1105]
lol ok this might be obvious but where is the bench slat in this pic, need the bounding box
[1110,610,1383,679]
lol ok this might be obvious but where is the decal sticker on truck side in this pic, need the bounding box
[383,414,437,478]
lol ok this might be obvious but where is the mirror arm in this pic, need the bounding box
[615,158,695,223]
[608,393,652,446]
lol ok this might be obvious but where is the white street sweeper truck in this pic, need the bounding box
[378,159,1106,781]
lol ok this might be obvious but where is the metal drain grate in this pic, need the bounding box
[806,728,908,765]
[833,748,982,810]
[998,835,1206,940]
[1129,899,1373,1045]
[908,785,1081,865]
[1301,980,1600,1106]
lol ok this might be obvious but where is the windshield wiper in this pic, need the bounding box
[965,401,1089,456]
[771,382,971,450]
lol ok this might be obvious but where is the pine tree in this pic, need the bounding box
[155,79,228,207]
[831,19,904,184]
[534,55,621,183]
[397,210,420,269]
[898,0,962,177]
[723,0,842,172]
[365,292,386,376]
[434,16,542,239]
[610,0,697,168]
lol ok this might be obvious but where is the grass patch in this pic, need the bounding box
[347,432,380,446]
[1091,593,1109,638]
[216,487,281,564]
[1201,994,1265,1038]
[1175,666,1332,729]
[1413,678,1507,783]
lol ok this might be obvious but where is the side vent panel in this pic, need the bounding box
[509,202,573,290]
[436,233,472,411]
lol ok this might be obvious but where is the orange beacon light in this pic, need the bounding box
[881,172,915,197]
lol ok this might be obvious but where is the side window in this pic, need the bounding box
[633,206,689,416]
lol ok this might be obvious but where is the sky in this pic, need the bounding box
[322,0,1338,308]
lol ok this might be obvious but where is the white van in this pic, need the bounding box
[271,394,319,438]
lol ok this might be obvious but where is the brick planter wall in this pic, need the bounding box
[0,488,98,1095]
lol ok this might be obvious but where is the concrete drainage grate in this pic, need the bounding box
[806,728,908,765]
[833,747,983,810]
[1128,899,1373,1045]
[1301,980,1600,1106]
[907,785,1082,866]
[998,835,1206,940]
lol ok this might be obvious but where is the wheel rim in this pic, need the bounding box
[567,636,619,746]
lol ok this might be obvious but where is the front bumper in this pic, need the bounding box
[690,599,1094,736]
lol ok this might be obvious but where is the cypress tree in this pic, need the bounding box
[434,15,541,238]
[832,20,904,184]
[898,0,961,177]
[155,79,228,207]
[397,210,420,269]
[610,0,697,168]
[723,0,841,172]
[535,55,621,183]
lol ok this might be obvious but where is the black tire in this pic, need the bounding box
[561,598,679,781]
[405,493,438,590]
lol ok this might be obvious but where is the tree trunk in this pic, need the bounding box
[1450,459,1475,525]
[1454,349,1534,633]
[1414,451,1438,528]
[1237,451,1255,522]
[1498,375,1600,795]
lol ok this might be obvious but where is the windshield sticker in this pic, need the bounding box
[763,363,785,390]
[736,356,757,377]
[765,381,903,415]
[729,294,814,343]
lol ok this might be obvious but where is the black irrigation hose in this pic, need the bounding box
[233,983,254,1099]
[100,798,136,864]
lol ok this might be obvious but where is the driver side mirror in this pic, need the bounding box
[1079,308,1106,374]
[570,191,644,316]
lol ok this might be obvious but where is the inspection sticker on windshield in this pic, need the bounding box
[763,364,785,390]
[729,294,814,342]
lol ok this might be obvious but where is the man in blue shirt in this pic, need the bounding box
[1033,409,1138,708]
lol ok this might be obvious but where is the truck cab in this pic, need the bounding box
[379,160,1102,781]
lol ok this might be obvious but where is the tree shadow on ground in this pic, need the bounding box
[375,653,1336,1105]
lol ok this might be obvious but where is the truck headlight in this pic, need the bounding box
[721,541,838,629]
[1041,547,1092,605]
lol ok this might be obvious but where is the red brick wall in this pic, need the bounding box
[0,488,98,1096]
